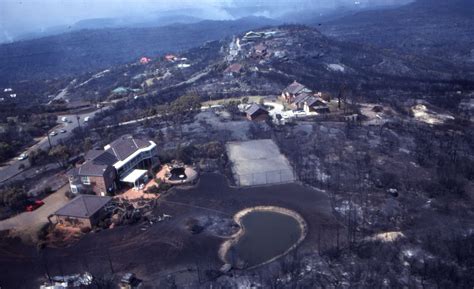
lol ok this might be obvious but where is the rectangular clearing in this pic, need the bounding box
[226,139,296,186]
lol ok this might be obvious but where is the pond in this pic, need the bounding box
[222,207,306,268]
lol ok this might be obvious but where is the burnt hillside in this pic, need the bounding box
[0,17,278,86]
[318,0,474,65]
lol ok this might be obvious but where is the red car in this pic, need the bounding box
[25,200,45,212]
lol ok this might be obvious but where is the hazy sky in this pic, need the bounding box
[0,0,411,41]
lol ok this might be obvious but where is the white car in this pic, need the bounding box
[17,153,28,161]
[50,131,57,136]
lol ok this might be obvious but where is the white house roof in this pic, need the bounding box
[120,169,147,184]
[113,141,156,170]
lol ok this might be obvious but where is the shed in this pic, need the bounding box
[53,195,112,229]
[245,103,269,121]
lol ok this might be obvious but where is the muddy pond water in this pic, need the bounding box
[225,209,304,268]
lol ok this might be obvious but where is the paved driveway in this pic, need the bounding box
[0,185,69,240]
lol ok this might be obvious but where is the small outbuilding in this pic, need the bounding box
[224,63,243,77]
[52,195,112,229]
[245,103,269,121]
[304,97,330,113]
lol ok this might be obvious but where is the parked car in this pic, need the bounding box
[17,153,28,160]
[60,129,67,133]
[50,131,57,136]
[84,116,90,122]
[61,116,68,122]
[25,199,45,212]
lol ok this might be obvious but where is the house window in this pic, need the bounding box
[81,176,90,185]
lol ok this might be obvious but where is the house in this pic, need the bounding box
[224,63,243,77]
[245,103,269,121]
[112,87,129,95]
[67,135,159,196]
[52,195,112,229]
[281,81,312,104]
[292,92,312,110]
[165,54,178,62]
[140,57,151,64]
[243,31,263,41]
[304,97,330,113]
[254,43,267,57]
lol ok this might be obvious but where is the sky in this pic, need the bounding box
[0,0,412,42]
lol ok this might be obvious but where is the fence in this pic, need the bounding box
[234,168,297,187]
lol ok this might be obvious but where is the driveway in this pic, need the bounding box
[0,185,69,241]
[264,101,284,116]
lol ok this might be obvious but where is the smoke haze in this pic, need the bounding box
[0,0,413,42]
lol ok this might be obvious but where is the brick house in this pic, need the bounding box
[52,195,112,229]
[281,81,312,104]
[67,135,159,196]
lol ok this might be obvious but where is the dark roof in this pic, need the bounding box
[284,81,308,95]
[246,103,268,116]
[54,195,112,219]
[294,92,311,104]
[305,97,325,107]
[73,135,152,177]
[84,150,103,161]
[93,150,119,166]
[66,167,78,178]
[77,161,109,177]
[106,135,151,161]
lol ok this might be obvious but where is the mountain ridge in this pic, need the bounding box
[0,17,279,85]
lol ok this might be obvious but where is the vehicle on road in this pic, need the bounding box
[61,116,68,122]
[50,131,57,136]
[17,153,28,161]
[84,116,90,122]
[25,199,45,212]
[60,129,67,133]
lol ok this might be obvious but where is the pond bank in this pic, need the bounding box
[218,206,308,269]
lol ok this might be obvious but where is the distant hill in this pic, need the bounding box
[0,17,278,85]
[318,0,474,64]
[14,15,204,42]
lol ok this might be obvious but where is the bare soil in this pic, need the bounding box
[0,173,341,289]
